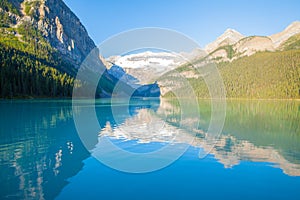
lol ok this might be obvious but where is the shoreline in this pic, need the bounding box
[0,97,299,101]
[161,97,300,101]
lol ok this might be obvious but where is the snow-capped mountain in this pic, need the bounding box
[107,51,186,84]
[111,51,182,69]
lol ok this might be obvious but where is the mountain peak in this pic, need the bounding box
[205,28,244,53]
[224,28,240,34]
[220,28,244,41]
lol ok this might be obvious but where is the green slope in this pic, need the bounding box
[280,33,300,51]
[161,50,300,99]
[0,43,75,98]
[0,1,78,98]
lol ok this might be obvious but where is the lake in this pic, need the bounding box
[0,99,300,199]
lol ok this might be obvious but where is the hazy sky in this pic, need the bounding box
[63,0,300,48]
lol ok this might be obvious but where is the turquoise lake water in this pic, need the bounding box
[0,99,300,199]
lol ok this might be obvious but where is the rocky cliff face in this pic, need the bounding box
[1,0,161,97]
[5,0,96,68]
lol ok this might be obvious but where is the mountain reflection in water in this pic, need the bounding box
[99,99,300,176]
[0,98,299,199]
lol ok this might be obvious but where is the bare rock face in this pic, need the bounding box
[13,0,96,68]
[233,36,275,57]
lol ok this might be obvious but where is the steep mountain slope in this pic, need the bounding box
[0,0,78,97]
[1,0,96,68]
[0,0,160,98]
[159,50,300,99]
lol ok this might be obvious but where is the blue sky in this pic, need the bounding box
[63,0,300,48]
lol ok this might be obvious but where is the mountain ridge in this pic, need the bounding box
[106,21,300,84]
[206,21,300,62]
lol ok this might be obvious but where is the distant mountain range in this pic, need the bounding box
[0,0,299,99]
[107,51,185,84]
[107,49,205,84]
[107,21,300,87]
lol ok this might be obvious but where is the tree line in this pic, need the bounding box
[162,50,300,99]
[0,43,74,98]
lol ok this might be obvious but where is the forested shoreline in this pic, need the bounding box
[162,50,300,99]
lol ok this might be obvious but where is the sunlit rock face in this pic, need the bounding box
[17,0,97,68]
[2,0,98,67]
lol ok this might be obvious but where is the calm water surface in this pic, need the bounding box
[0,99,299,199]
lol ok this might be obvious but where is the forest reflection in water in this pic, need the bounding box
[0,99,299,199]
